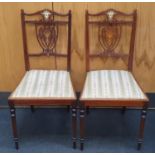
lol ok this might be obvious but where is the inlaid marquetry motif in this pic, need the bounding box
[98,10,121,55]
[35,10,58,56]
[98,24,121,53]
[106,10,115,22]
[41,10,51,21]
[87,8,132,66]
[97,10,125,58]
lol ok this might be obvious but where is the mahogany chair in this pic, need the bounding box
[79,9,149,150]
[8,9,77,149]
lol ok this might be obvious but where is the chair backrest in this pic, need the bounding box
[21,9,72,71]
[85,9,137,72]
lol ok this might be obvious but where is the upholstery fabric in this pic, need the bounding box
[10,70,75,99]
[81,70,147,100]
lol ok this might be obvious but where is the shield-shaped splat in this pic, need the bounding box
[35,24,58,55]
[99,23,121,52]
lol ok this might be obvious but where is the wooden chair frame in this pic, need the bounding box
[79,9,149,150]
[8,9,77,149]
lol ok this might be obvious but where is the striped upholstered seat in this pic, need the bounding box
[81,70,147,100]
[10,70,75,99]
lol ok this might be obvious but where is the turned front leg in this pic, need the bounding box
[72,102,77,149]
[137,104,148,150]
[9,104,19,150]
[80,103,85,151]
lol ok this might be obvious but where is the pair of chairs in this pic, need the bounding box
[8,9,149,151]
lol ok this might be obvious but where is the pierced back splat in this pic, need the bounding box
[21,9,72,71]
[35,11,58,56]
[86,9,137,72]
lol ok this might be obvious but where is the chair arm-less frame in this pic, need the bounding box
[80,9,149,150]
[8,9,77,149]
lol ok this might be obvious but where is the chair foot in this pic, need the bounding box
[15,140,19,150]
[73,141,76,149]
[80,142,84,151]
[67,105,70,112]
[137,141,142,150]
[86,106,89,115]
[121,106,126,114]
[30,106,35,113]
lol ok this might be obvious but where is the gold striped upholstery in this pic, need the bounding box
[81,70,147,100]
[10,70,75,99]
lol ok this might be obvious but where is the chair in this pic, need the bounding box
[79,9,149,150]
[8,9,77,149]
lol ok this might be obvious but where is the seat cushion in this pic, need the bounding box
[10,70,75,99]
[81,70,147,100]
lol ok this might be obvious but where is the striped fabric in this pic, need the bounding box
[10,70,75,99]
[81,70,147,100]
